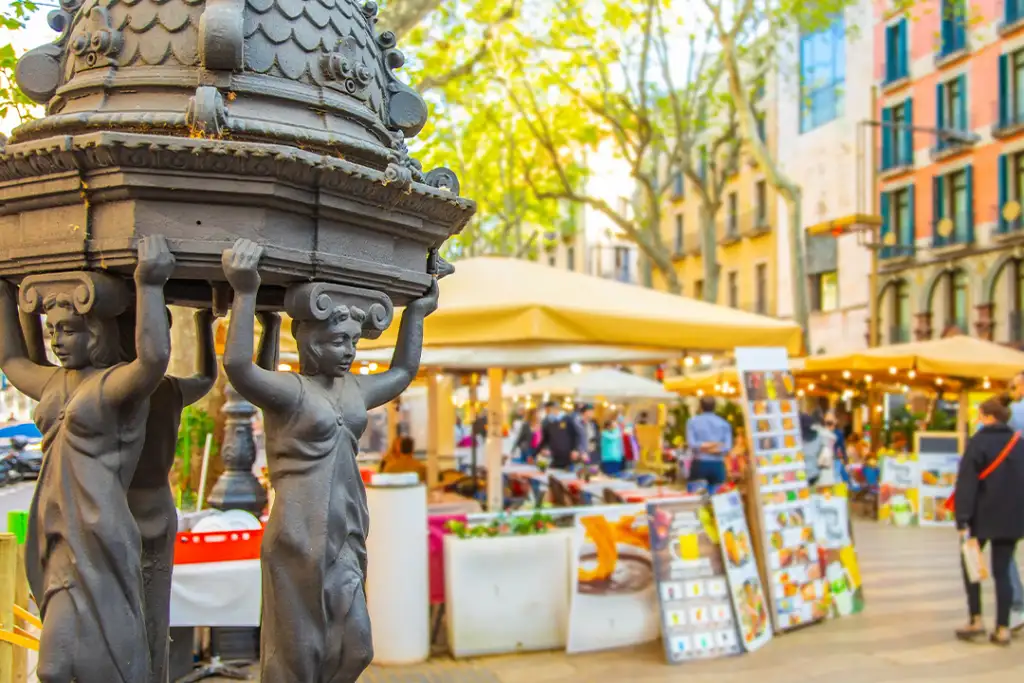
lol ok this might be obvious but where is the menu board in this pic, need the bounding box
[915,432,962,527]
[647,497,741,662]
[711,491,773,652]
[878,454,920,527]
[811,484,865,618]
[735,347,827,633]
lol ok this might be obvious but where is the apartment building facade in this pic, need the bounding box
[775,0,876,354]
[874,0,1024,345]
[653,113,778,315]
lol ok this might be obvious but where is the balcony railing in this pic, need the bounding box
[931,217,974,249]
[880,143,914,172]
[992,99,1024,137]
[718,210,771,244]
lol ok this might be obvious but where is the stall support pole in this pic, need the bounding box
[0,533,16,683]
[956,390,968,439]
[486,367,505,511]
[426,370,441,489]
[11,546,25,683]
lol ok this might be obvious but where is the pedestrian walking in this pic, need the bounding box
[952,395,1024,645]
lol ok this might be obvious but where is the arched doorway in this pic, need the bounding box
[879,279,911,343]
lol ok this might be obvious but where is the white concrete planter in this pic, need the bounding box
[444,530,571,657]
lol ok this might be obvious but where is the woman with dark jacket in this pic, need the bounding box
[953,394,1024,645]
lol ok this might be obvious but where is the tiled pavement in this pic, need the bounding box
[218,521,1024,682]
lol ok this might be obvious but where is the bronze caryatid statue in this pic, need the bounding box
[0,236,175,682]
[221,237,438,682]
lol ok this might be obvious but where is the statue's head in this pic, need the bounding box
[293,305,367,378]
[42,292,123,370]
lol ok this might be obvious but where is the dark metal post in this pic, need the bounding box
[207,383,268,516]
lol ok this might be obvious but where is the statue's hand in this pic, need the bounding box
[135,235,176,287]
[407,278,439,318]
[257,310,281,332]
[222,238,264,295]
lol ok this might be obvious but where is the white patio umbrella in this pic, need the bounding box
[511,368,677,402]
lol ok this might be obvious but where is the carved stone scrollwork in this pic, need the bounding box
[425,167,461,196]
[284,282,394,340]
[199,0,244,71]
[68,4,124,72]
[13,0,84,105]
[185,86,228,137]
[376,29,428,138]
[18,271,130,318]
[383,162,414,191]
[320,37,375,101]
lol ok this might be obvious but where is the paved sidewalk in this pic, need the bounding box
[219,521,1024,682]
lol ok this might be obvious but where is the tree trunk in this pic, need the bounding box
[699,204,721,303]
[378,0,444,40]
[782,187,811,352]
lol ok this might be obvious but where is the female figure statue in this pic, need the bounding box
[0,236,176,682]
[221,238,436,683]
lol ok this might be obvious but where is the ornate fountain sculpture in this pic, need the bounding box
[2,0,473,680]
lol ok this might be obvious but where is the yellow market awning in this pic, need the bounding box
[665,359,807,396]
[359,257,802,353]
[802,335,1024,382]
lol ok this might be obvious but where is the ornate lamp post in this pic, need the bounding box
[206,383,267,516]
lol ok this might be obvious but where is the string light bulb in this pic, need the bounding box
[901,385,909,393]
[359,366,370,375]
[907,370,916,379]
[277,363,292,371]
[842,370,851,379]
[699,354,713,365]
[684,356,695,367]
[889,367,897,375]
[983,377,991,389]
[368,362,378,371]
[570,363,582,374]
[865,374,872,383]
[935,377,944,386]
[797,389,805,397]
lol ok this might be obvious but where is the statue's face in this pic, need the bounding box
[313,318,362,377]
[46,307,91,369]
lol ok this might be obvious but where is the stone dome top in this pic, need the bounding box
[13,0,430,172]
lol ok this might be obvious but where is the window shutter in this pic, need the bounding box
[933,174,945,244]
[880,191,891,254]
[881,106,893,169]
[908,185,916,249]
[941,1,953,52]
[902,99,913,165]
[898,19,909,79]
[936,81,945,134]
[965,165,975,243]
[999,154,1009,232]
[885,24,895,80]
[999,53,1009,128]
[957,74,968,131]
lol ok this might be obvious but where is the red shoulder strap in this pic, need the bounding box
[979,431,1021,480]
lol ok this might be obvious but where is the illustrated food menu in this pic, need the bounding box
[647,498,741,662]
[735,352,828,633]
[916,434,961,527]
[711,490,773,652]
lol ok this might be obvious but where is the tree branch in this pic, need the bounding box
[415,1,520,93]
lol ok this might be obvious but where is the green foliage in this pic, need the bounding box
[665,402,691,446]
[0,1,40,125]
[445,511,555,538]
[174,405,218,510]
[716,400,745,431]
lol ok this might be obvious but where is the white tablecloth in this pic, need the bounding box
[169,560,261,627]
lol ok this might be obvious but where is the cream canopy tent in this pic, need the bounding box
[357,257,803,353]
[511,368,677,402]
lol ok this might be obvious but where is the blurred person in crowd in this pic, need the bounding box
[578,404,600,462]
[513,408,542,463]
[1003,371,1024,630]
[800,400,824,485]
[725,431,747,482]
[686,396,732,488]
[538,401,580,469]
[380,436,425,481]
[600,419,625,475]
[953,394,1024,644]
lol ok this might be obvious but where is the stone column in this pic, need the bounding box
[974,302,995,341]
[913,311,933,341]
[207,383,268,516]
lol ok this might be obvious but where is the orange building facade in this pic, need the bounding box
[874,0,1024,346]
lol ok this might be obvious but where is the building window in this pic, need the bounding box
[881,186,915,258]
[755,112,767,143]
[694,279,704,301]
[567,246,576,271]
[674,214,684,253]
[672,172,684,199]
[933,166,974,246]
[727,271,739,308]
[810,271,839,312]
[892,281,911,343]
[998,48,1024,129]
[727,192,738,236]
[998,152,1024,232]
[1009,0,1024,26]
[799,14,845,133]
[937,75,967,141]
[755,181,767,225]
[939,0,967,58]
[881,99,913,171]
[947,269,969,331]
[1013,261,1024,342]
[755,263,768,314]
[884,19,909,83]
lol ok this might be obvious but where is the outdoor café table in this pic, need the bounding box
[580,479,635,504]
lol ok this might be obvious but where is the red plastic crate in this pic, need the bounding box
[174,528,263,565]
